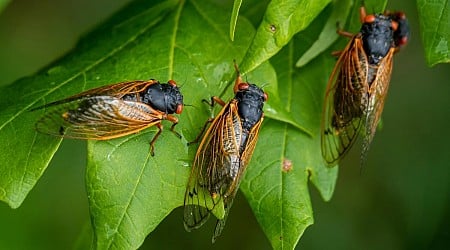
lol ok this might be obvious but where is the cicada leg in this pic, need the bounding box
[202,96,226,107]
[148,115,182,156]
[149,123,163,156]
[337,29,354,38]
[331,22,355,58]
[187,118,214,146]
[167,115,182,139]
[150,115,181,156]
[331,50,343,57]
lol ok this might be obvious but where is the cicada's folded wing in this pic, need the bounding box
[362,48,395,162]
[35,96,163,140]
[321,37,369,165]
[240,115,264,168]
[184,102,242,232]
[212,110,264,243]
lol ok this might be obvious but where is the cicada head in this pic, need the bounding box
[143,80,184,114]
[360,14,395,64]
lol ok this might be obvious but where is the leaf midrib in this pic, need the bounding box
[106,1,185,248]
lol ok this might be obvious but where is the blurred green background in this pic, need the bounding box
[0,0,448,249]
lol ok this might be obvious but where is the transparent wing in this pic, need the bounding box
[362,48,395,162]
[88,80,159,98]
[240,116,264,168]
[184,102,239,230]
[31,80,159,110]
[321,37,369,165]
[35,96,163,140]
[212,114,264,242]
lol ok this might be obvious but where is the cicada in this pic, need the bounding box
[183,63,267,242]
[321,6,403,166]
[32,79,183,156]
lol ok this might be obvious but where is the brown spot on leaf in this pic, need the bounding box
[282,158,293,172]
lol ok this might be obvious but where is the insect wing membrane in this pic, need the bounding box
[33,81,158,110]
[240,116,263,167]
[35,96,163,140]
[362,48,395,160]
[321,37,369,165]
[213,108,263,242]
[184,101,246,231]
[75,80,157,100]
[184,102,236,229]
[100,80,157,98]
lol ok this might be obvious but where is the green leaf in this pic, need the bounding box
[238,0,271,26]
[0,0,279,202]
[417,0,450,66]
[0,0,250,245]
[241,38,338,250]
[1,0,377,248]
[236,0,334,134]
[295,0,353,67]
[86,63,276,249]
[239,1,392,248]
[82,0,283,247]
[229,0,243,41]
[86,136,187,249]
[0,0,282,248]
[239,0,331,73]
[0,0,180,209]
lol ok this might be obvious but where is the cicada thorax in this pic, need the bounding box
[121,80,183,115]
[234,83,266,152]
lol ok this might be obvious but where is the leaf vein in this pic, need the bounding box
[18,131,39,197]
[190,0,229,42]
[107,152,152,249]
[168,0,185,79]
